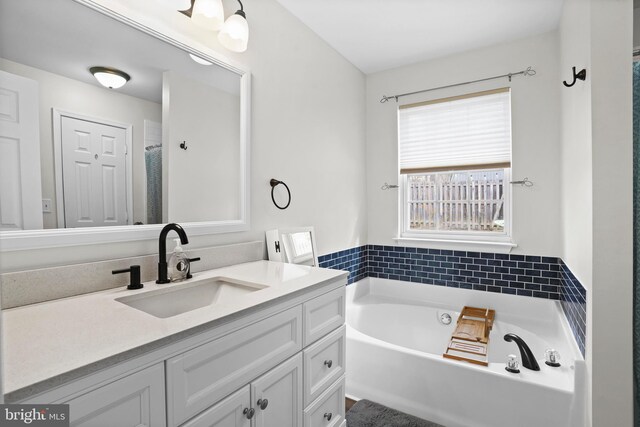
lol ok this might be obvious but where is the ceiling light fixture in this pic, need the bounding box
[89,66,130,89]
[217,0,249,53]
[192,0,225,31]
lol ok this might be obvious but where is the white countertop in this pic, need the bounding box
[3,261,347,401]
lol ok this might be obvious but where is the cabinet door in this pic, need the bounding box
[65,363,165,427]
[251,354,303,427]
[181,386,251,427]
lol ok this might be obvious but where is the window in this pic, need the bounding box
[398,88,512,240]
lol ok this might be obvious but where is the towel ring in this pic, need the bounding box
[270,179,291,210]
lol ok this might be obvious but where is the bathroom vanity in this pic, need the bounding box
[3,261,347,427]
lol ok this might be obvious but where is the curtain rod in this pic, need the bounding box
[379,66,536,103]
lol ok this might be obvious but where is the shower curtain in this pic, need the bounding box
[633,60,640,426]
[145,145,162,224]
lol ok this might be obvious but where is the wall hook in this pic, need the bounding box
[563,67,586,87]
[179,141,188,150]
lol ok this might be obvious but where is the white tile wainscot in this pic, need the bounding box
[3,261,348,427]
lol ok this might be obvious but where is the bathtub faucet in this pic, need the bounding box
[503,333,540,371]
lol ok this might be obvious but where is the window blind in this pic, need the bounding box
[398,88,512,174]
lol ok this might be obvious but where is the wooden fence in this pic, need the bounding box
[407,169,505,232]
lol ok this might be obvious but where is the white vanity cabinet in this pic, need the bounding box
[15,278,347,427]
[168,286,346,427]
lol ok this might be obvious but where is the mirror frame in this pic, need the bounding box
[0,0,251,251]
[265,227,319,267]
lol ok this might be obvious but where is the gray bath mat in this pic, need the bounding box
[346,399,445,427]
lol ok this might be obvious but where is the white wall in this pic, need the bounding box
[163,71,240,222]
[0,58,162,228]
[559,0,633,425]
[634,7,640,48]
[0,0,367,271]
[365,31,561,256]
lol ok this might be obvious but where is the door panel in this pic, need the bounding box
[74,161,92,222]
[60,115,128,227]
[0,71,43,230]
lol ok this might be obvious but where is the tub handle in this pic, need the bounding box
[324,412,333,421]
[324,360,333,368]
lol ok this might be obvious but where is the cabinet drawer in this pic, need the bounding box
[167,306,302,426]
[180,385,250,427]
[303,287,345,346]
[65,363,165,427]
[303,326,345,407]
[303,376,345,427]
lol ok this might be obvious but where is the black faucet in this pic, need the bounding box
[504,333,540,371]
[157,223,189,284]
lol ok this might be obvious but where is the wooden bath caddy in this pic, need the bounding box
[443,306,495,366]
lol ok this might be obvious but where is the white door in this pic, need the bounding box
[0,70,43,230]
[60,115,129,227]
[252,354,303,427]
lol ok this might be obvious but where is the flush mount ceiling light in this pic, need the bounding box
[192,0,225,31]
[188,53,213,65]
[90,66,130,89]
[218,0,249,53]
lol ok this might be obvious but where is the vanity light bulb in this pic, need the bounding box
[192,0,225,31]
[218,12,249,53]
[176,0,191,10]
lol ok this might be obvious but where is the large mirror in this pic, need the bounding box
[0,0,250,250]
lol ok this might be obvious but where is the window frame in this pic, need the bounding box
[396,88,514,245]
[399,167,512,243]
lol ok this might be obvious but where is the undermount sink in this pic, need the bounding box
[116,277,266,318]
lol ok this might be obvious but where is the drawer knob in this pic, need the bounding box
[324,360,333,368]
[243,408,255,419]
[257,398,269,410]
[324,412,333,421]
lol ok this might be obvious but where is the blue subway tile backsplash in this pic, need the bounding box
[559,261,587,357]
[318,244,587,357]
[318,246,367,284]
[367,245,562,299]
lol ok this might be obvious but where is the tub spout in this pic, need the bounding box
[504,333,540,371]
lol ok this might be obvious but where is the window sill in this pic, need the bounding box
[394,236,517,254]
